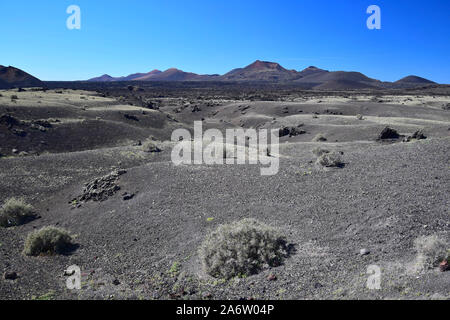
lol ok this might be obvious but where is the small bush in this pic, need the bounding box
[312,133,327,142]
[356,114,364,120]
[312,147,330,157]
[316,152,343,167]
[0,198,34,227]
[23,226,73,256]
[199,218,288,279]
[142,140,161,153]
[414,235,449,271]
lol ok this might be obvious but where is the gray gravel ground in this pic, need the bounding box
[0,89,449,300]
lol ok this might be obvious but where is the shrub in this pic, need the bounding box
[23,226,73,256]
[356,114,364,120]
[199,218,288,279]
[142,140,161,153]
[316,152,343,167]
[0,198,34,227]
[312,133,327,142]
[414,235,449,271]
[312,147,330,157]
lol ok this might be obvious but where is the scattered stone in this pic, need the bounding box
[278,126,306,137]
[411,130,426,140]
[360,248,370,256]
[3,271,18,280]
[439,260,449,272]
[124,113,139,121]
[112,279,120,285]
[378,127,400,140]
[202,292,212,299]
[267,274,277,281]
[0,114,21,128]
[12,148,19,154]
[12,129,27,137]
[192,105,201,112]
[122,192,134,201]
[72,169,127,203]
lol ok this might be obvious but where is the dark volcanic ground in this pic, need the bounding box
[0,84,449,300]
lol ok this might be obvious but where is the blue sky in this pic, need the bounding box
[1,0,449,82]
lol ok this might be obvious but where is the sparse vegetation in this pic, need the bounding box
[23,226,73,256]
[316,151,343,168]
[0,198,34,227]
[356,114,364,120]
[312,133,327,142]
[142,139,161,153]
[10,95,18,102]
[414,235,449,271]
[199,218,288,279]
[312,147,330,157]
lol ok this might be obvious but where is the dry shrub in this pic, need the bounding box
[23,226,73,256]
[0,198,34,227]
[312,133,327,142]
[312,147,330,157]
[316,152,343,167]
[199,218,288,279]
[142,139,161,153]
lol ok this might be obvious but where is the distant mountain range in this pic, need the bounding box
[0,61,441,90]
[0,65,43,89]
[86,60,438,89]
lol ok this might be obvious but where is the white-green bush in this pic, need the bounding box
[23,226,73,256]
[199,218,287,279]
[0,198,34,227]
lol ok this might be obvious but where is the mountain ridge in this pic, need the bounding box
[85,60,437,89]
[0,65,43,89]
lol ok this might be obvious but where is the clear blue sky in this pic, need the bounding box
[1,0,449,83]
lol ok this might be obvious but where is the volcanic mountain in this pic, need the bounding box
[84,60,438,89]
[0,65,43,89]
[219,60,300,81]
[88,70,163,82]
[133,68,215,81]
[395,75,436,85]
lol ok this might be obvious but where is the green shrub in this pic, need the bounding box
[316,152,343,167]
[199,218,288,279]
[0,198,34,227]
[312,133,327,142]
[23,226,73,256]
